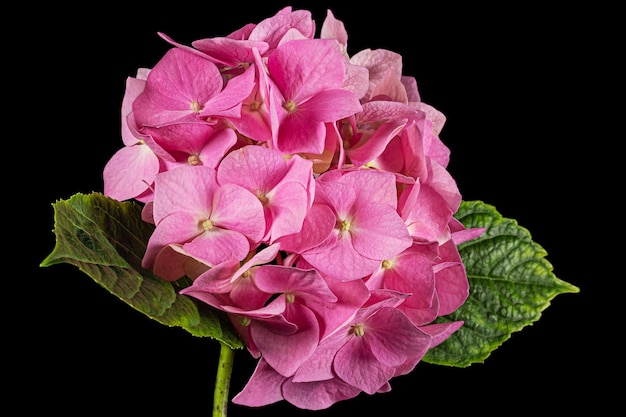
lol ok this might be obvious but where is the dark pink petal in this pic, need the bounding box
[276,113,326,154]
[419,321,464,348]
[231,359,286,407]
[364,307,431,367]
[140,122,216,154]
[334,337,394,394]
[191,37,269,66]
[282,377,361,410]
[253,265,336,303]
[252,302,319,377]
[152,243,211,282]
[292,331,348,383]
[308,277,370,340]
[347,118,407,167]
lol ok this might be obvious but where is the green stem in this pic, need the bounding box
[213,342,235,417]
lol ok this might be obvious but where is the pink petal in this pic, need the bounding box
[268,39,345,100]
[103,144,159,202]
[183,227,251,265]
[231,359,286,407]
[282,377,361,410]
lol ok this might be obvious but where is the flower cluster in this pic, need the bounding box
[103,6,484,410]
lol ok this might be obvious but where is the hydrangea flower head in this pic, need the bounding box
[101,6,486,411]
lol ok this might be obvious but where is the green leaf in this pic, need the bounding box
[423,200,580,367]
[40,192,243,349]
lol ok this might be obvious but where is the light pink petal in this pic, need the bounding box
[133,48,223,126]
[184,227,250,265]
[401,75,420,103]
[400,182,453,243]
[264,181,308,241]
[276,203,335,253]
[217,145,288,191]
[296,89,363,122]
[351,203,412,260]
[121,76,147,146]
[426,159,462,212]
[196,128,238,168]
[342,62,370,100]
[433,240,469,315]
[337,168,398,209]
[320,9,348,47]
[211,183,265,243]
[303,233,381,281]
[152,166,217,224]
[141,211,202,269]
[199,63,256,119]
[384,249,435,310]
[370,67,408,103]
[249,9,315,48]
[268,39,345,101]
[103,144,159,202]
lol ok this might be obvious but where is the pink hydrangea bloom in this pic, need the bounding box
[107,6,487,411]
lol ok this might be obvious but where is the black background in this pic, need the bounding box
[23,1,616,415]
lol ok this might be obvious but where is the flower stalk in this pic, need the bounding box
[213,342,235,417]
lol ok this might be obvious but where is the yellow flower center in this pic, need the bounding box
[201,219,213,230]
[249,100,261,111]
[188,154,201,165]
[350,323,365,337]
[282,100,297,113]
[190,100,203,113]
